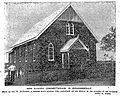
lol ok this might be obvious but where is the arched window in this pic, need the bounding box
[66,23,70,35]
[70,23,74,35]
[48,43,54,61]
[66,22,74,35]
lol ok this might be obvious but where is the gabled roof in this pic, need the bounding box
[6,48,13,53]
[60,35,88,52]
[11,3,99,49]
[8,65,16,71]
[11,3,71,48]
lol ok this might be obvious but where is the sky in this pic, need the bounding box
[4,2,116,61]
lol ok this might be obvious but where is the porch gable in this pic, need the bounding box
[60,35,88,52]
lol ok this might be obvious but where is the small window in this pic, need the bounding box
[70,23,74,35]
[17,68,23,78]
[62,53,64,68]
[9,54,12,63]
[66,22,74,35]
[33,43,36,62]
[25,46,28,62]
[66,23,70,35]
[48,43,54,61]
[14,50,16,63]
[19,47,21,62]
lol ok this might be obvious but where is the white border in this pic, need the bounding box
[0,0,119,96]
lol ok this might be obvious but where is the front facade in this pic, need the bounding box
[7,4,98,85]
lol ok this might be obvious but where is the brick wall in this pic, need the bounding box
[9,20,97,73]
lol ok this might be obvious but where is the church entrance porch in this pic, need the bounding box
[60,35,89,70]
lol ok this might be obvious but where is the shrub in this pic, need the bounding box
[42,71,59,82]
[25,61,115,85]
[26,69,84,84]
[84,61,115,80]
[26,72,43,84]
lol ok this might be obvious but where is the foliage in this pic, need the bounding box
[25,61,115,85]
[26,68,86,84]
[101,26,116,52]
[85,61,115,83]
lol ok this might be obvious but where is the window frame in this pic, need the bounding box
[25,45,28,62]
[19,47,21,62]
[66,22,74,35]
[14,50,16,63]
[66,22,70,35]
[70,23,74,35]
[9,53,12,63]
[62,53,64,68]
[33,43,36,62]
[48,43,54,61]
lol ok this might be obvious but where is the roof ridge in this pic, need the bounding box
[60,35,89,52]
[10,2,99,49]
[60,36,79,52]
[11,3,71,48]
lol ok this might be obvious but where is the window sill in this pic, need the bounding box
[66,34,74,35]
[48,60,54,61]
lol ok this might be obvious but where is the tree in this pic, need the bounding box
[101,26,116,72]
[101,26,116,52]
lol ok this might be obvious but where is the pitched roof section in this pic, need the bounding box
[60,35,88,52]
[60,37,78,52]
[11,3,71,48]
[11,3,99,48]
[6,48,13,53]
